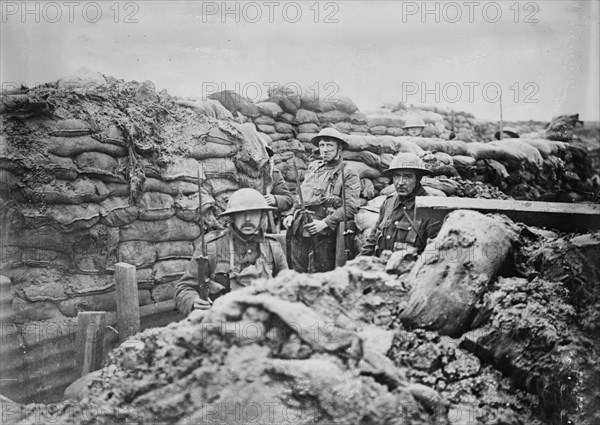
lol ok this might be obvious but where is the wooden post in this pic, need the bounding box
[115,262,140,342]
[76,311,107,377]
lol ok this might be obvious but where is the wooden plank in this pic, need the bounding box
[76,312,107,377]
[416,196,600,232]
[114,262,140,342]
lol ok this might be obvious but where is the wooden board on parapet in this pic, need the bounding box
[415,196,600,232]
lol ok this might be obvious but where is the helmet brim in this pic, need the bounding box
[311,135,348,149]
[219,206,277,217]
[381,167,432,177]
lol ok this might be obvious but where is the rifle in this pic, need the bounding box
[292,155,317,273]
[336,158,355,266]
[265,161,278,233]
[196,166,210,301]
[498,94,504,140]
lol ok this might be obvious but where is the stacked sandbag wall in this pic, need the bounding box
[244,89,595,207]
[0,74,272,378]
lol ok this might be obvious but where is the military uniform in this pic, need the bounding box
[360,185,442,256]
[288,157,360,272]
[269,169,293,212]
[175,227,288,316]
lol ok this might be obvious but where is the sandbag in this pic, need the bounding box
[138,192,175,221]
[345,161,380,179]
[355,195,386,231]
[294,109,319,124]
[74,152,124,182]
[269,133,291,142]
[44,136,127,157]
[422,186,446,197]
[256,102,284,118]
[296,133,316,143]
[31,203,101,233]
[22,178,110,205]
[452,155,476,167]
[204,178,239,195]
[71,225,119,274]
[120,217,200,242]
[274,122,294,134]
[370,126,387,135]
[366,114,405,128]
[342,150,381,170]
[432,152,454,166]
[360,178,375,199]
[208,90,259,118]
[174,99,233,120]
[173,191,216,222]
[118,240,156,267]
[410,138,467,156]
[256,124,275,134]
[279,112,295,123]
[489,140,544,168]
[21,248,70,270]
[400,210,518,337]
[465,142,505,161]
[6,225,75,252]
[163,158,236,182]
[333,121,353,133]
[99,196,138,227]
[48,119,94,137]
[317,110,349,124]
[21,153,79,180]
[153,259,189,284]
[334,96,359,114]
[253,115,275,125]
[386,127,404,137]
[155,241,194,261]
[57,70,107,90]
[518,138,568,159]
[421,176,458,196]
[187,142,239,160]
[297,122,320,133]
[269,87,302,114]
[143,178,197,196]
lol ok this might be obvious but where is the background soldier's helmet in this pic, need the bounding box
[219,188,277,216]
[382,152,432,177]
[494,126,520,140]
[402,116,426,129]
[311,127,349,149]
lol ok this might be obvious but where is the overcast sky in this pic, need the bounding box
[2,1,599,121]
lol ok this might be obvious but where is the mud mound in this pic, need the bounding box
[388,329,544,425]
[462,276,600,424]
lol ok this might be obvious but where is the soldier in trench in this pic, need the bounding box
[359,153,442,256]
[282,128,360,273]
[262,143,294,232]
[174,188,288,315]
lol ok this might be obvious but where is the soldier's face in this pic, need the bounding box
[405,127,423,137]
[318,139,340,162]
[393,171,419,196]
[233,211,264,235]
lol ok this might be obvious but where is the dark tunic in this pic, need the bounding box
[360,185,442,256]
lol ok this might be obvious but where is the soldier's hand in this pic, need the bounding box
[193,296,212,311]
[264,194,276,206]
[304,219,328,235]
[283,215,294,228]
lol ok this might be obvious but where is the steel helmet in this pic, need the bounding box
[219,188,276,216]
[311,127,349,149]
[381,152,432,177]
[402,116,426,129]
[494,126,520,140]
